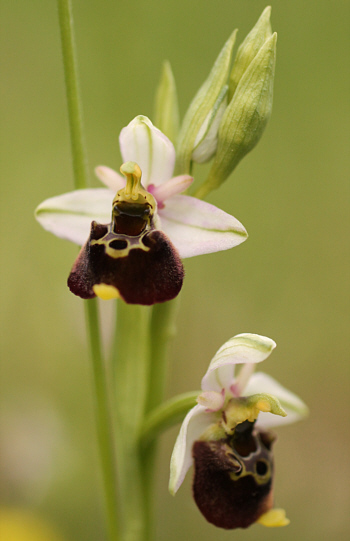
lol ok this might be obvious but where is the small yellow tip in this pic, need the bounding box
[257,508,290,527]
[256,399,271,413]
[93,284,120,301]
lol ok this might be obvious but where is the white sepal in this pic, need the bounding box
[35,189,114,245]
[159,195,247,258]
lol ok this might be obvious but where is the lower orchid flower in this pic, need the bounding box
[169,333,308,529]
[35,115,248,305]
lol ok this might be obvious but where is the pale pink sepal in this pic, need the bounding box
[119,115,175,187]
[159,195,247,259]
[148,175,193,207]
[169,404,217,495]
[95,165,125,192]
[35,188,114,245]
[244,372,309,428]
[201,334,276,393]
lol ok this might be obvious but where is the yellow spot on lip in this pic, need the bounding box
[257,508,290,527]
[93,283,120,300]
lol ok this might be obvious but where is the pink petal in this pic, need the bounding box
[197,390,225,412]
[95,165,126,192]
[148,175,193,208]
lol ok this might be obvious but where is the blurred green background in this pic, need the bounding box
[1,0,349,540]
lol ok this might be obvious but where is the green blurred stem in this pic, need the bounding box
[146,299,180,413]
[85,301,120,541]
[110,300,182,541]
[112,302,151,541]
[57,0,88,189]
[139,299,180,539]
[57,1,119,539]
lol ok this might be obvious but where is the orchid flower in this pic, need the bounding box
[35,116,248,305]
[169,333,308,529]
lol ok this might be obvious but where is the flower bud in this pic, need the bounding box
[175,30,237,175]
[153,61,180,145]
[196,32,277,199]
[228,6,272,101]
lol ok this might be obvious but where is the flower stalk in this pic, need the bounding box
[57,0,89,189]
[57,1,119,539]
[85,300,120,541]
[146,300,180,413]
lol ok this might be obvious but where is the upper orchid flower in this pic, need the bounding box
[35,116,248,305]
[169,333,308,529]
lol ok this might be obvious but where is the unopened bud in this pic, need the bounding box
[175,30,237,174]
[229,6,272,101]
[191,85,228,164]
[196,32,277,199]
[154,60,180,145]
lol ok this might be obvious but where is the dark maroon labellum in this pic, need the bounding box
[67,219,184,305]
[192,421,276,529]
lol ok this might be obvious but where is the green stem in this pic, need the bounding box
[85,301,120,541]
[146,299,180,413]
[112,302,151,541]
[113,302,150,434]
[140,299,180,540]
[57,0,88,189]
[57,1,119,539]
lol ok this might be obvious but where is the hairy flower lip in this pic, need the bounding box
[192,423,275,529]
[67,222,184,305]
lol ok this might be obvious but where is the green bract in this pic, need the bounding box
[175,30,237,174]
[154,61,180,145]
[228,6,272,101]
[196,31,277,198]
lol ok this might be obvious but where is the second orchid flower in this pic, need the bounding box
[169,333,308,529]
